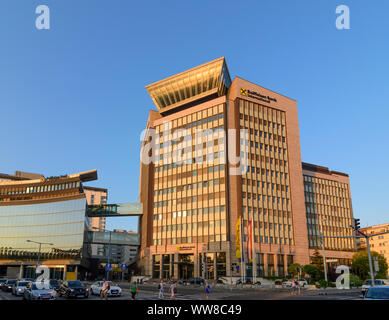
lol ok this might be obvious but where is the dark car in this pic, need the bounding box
[364,286,389,300]
[189,277,205,285]
[58,280,89,299]
[2,279,17,292]
[49,279,61,292]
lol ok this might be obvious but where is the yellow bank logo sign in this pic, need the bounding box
[240,88,247,96]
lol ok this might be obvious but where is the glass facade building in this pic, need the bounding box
[0,198,86,260]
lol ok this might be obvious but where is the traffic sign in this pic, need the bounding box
[105,263,111,271]
[236,265,239,272]
[121,264,127,271]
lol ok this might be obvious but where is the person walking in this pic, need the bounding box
[130,282,138,300]
[297,279,301,295]
[158,281,164,299]
[205,281,210,299]
[100,278,110,300]
[291,280,296,296]
[170,281,176,300]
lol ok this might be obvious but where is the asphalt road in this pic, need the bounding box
[0,285,362,301]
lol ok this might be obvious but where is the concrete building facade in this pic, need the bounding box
[360,223,389,266]
[137,57,352,280]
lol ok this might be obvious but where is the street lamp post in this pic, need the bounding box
[319,217,328,283]
[26,240,53,277]
[319,233,328,283]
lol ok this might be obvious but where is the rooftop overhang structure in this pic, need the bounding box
[145,57,232,115]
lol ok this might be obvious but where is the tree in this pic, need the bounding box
[288,263,301,277]
[303,264,322,282]
[351,250,388,280]
[310,249,324,272]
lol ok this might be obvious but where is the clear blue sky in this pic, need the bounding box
[1,1,388,231]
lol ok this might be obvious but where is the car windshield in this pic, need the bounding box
[31,283,52,290]
[68,281,83,287]
[0,279,6,283]
[18,282,29,286]
[7,280,16,284]
[366,288,389,299]
[49,280,58,285]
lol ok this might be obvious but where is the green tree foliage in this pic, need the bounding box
[351,250,388,280]
[288,263,301,277]
[303,264,323,282]
[310,249,324,272]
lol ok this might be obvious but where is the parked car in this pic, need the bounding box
[188,277,205,285]
[361,279,389,296]
[12,281,31,296]
[23,282,56,300]
[90,281,122,297]
[297,279,308,287]
[364,286,389,300]
[282,280,293,288]
[2,279,17,292]
[58,280,89,299]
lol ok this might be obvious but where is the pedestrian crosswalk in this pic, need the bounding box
[136,294,203,300]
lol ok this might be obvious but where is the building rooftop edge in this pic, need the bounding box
[302,162,349,177]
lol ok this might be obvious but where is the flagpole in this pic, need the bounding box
[251,217,255,283]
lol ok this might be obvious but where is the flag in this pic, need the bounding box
[235,218,241,260]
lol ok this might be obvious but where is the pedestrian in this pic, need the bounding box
[100,278,110,300]
[291,280,296,296]
[158,281,164,299]
[205,281,210,299]
[297,279,301,295]
[170,281,176,299]
[130,281,138,300]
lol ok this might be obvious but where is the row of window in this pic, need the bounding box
[244,141,287,152]
[152,234,228,245]
[154,191,224,208]
[244,168,288,179]
[243,193,290,205]
[157,113,224,135]
[154,220,227,232]
[243,207,291,217]
[154,178,225,196]
[243,179,289,192]
[0,182,81,196]
[239,113,285,132]
[153,206,226,220]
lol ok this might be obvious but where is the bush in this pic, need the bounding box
[318,279,328,288]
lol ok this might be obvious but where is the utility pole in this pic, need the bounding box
[320,217,328,283]
[26,240,53,277]
[320,233,328,283]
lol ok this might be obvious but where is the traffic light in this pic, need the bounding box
[354,218,360,231]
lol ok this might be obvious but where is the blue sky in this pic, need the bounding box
[1,1,388,231]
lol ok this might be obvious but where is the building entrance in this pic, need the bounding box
[178,254,194,280]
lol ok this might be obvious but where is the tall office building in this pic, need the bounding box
[138,57,320,280]
[360,223,389,265]
[302,163,356,268]
[84,186,108,231]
